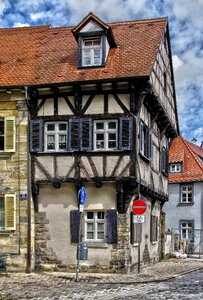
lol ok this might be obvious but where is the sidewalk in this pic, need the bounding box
[43,257,203,284]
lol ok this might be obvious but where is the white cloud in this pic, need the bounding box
[172,55,184,72]
[13,22,30,27]
[0,0,10,16]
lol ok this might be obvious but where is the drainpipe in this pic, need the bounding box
[25,86,32,273]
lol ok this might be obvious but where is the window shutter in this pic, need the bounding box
[5,194,16,230]
[70,210,80,243]
[69,119,79,151]
[119,117,132,150]
[139,121,144,155]
[80,119,92,151]
[30,120,43,152]
[4,117,16,152]
[107,209,117,244]
[130,212,134,244]
[101,34,106,65]
[148,130,152,160]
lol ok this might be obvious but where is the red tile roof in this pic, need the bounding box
[169,135,203,183]
[0,15,167,87]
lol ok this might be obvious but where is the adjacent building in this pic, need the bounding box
[0,12,179,272]
[164,135,203,254]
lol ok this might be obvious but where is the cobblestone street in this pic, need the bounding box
[0,259,203,299]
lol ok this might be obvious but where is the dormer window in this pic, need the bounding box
[72,12,116,69]
[170,163,182,173]
[82,37,102,66]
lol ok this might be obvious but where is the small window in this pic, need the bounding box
[151,215,158,242]
[170,163,181,173]
[163,71,167,95]
[0,194,16,231]
[82,37,102,66]
[0,117,16,152]
[94,120,118,151]
[180,185,193,203]
[45,122,67,152]
[85,211,106,242]
[180,220,194,241]
[139,121,152,160]
[162,147,168,174]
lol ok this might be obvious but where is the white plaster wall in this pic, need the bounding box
[85,95,104,114]
[38,182,116,266]
[58,97,74,115]
[38,99,54,116]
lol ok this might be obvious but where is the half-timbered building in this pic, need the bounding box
[0,12,179,272]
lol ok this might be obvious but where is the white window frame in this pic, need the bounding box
[180,221,193,240]
[84,211,106,242]
[82,37,102,66]
[180,185,193,203]
[0,194,16,231]
[0,117,16,152]
[45,122,67,152]
[94,120,118,151]
[170,163,181,173]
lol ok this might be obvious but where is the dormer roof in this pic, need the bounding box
[169,135,203,183]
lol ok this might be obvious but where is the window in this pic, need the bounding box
[94,120,118,151]
[85,211,106,242]
[30,117,132,153]
[82,37,102,66]
[45,122,67,152]
[162,147,168,174]
[180,185,193,203]
[0,117,15,152]
[151,215,158,242]
[163,71,167,95]
[170,163,181,173]
[180,220,194,240]
[0,194,16,231]
[139,121,152,160]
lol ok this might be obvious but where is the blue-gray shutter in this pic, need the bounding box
[29,120,43,152]
[139,121,144,155]
[101,34,106,65]
[80,118,92,151]
[70,210,80,244]
[148,130,152,160]
[69,119,79,151]
[107,209,117,244]
[119,117,132,150]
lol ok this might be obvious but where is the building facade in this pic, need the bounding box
[0,13,178,272]
[164,136,203,254]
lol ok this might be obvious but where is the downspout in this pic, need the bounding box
[25,86,32,273]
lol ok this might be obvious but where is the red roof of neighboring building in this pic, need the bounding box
[0,14,167,87]
[169,135,203,183]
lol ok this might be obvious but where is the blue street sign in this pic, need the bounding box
[78,187,86,205]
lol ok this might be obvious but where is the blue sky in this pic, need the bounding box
[0,0,202,145]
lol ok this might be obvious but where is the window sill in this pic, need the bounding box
[0,230,13,237]
[177,202,194,206]
[139,153,151,163]
[78,64,105,70]
[0,152,13,159]
[86,242,108,248]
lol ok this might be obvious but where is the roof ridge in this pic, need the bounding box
[0,25,51,31]
[109,17,168,26]
[181,135,203,171]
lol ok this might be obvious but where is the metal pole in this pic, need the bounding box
[138,223,141,273]
[76,211,82,282]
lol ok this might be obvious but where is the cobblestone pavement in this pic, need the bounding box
[0,258,202,299]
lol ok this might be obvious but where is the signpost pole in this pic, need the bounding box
[75,187,86,282]
[138,223,141,273]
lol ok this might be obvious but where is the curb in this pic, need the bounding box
[55,266,203,285]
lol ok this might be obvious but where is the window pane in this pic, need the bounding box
[84,41,92,46]
[0,121,4,135]
[59,124,67,131]
[87,212,93,219]
[96,123,104,130]
[93,40,101,46]
[97,212,104,219]
[87,232,94,239]
[47,124,55,131]
[98,223,104,231]
[108,141,116,149]
[109,133,116,140]
[59,135,66,150]
[182,223,186,228]
[188,187,192,191]
[47,135,55,150]
[87,223,94,231]
[108,122,117,129]
[0,136,4,151]
[182,186,186,191]
[182,229,186,238]
[97,232,104,239]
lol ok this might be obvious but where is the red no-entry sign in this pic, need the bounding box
[132,199,146,215]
